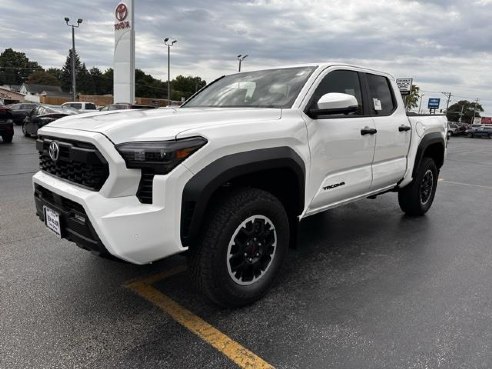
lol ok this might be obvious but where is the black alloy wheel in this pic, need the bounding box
[226,215,277,286]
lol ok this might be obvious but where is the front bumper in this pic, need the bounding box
[32,127,193,265]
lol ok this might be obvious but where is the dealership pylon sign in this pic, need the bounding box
[114,0,135,104]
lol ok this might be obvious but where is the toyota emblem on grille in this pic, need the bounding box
[48,141,60,162]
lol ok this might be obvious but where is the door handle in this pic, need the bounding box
[361,127,377,135]
[398,125,411,132]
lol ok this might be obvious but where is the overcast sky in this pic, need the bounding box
[2,0,491,115]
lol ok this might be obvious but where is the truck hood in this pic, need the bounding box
[45,107,282,144]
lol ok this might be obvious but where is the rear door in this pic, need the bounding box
[363,73,411,190]
[303,68,377,214]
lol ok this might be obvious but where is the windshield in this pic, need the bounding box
[183,66,316,109]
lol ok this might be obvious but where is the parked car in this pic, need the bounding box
[99,103,157,111]
[447,123,458,136]
[61,101,98,112]
[22,105,79,137]
[0,104,14,143]
[6,102,38,125]
[466,124,492,138]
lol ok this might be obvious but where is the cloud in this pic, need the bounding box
[1,0,491,114]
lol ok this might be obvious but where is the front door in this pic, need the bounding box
[303,68,376,215]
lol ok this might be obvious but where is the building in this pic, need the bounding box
[0,86,25,104]
[20,83,71,103]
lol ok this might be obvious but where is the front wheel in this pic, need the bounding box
[188,188,289,307]
[2,134,13,143]
[398,157,438,216]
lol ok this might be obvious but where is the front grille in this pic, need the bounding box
[37,137,109,191]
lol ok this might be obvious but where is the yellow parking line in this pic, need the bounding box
[125,269,274,369]
[126,264,187,285]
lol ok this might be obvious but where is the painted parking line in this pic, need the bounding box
[125,267,274,369]
[440,179,492,190]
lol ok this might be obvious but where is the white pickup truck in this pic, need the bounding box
[33,64,447,306]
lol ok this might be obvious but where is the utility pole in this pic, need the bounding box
[458,104,465,123]
[441,91,452,113]
[472,98,480,124]
[418,93,425,114]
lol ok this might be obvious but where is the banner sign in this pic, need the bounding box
[396,78,413,95]
[428,98,440,109]
[114,1,135,104]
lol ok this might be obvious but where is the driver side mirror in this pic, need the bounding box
[308,92,359,118]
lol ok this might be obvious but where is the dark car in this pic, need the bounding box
[0,104,14,143]
[22,105,79,138]
[466,124,492,138]
[99,103,157,111]
[7,102,38,125]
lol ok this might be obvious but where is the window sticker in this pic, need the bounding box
[373,98,382,111]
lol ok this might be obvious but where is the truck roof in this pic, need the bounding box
[238,63,396,81]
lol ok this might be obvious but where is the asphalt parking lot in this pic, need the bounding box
[1,126,492,369]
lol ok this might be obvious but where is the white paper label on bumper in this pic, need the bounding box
[44,206,61,238]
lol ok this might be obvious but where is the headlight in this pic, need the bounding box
[116,136,207,174]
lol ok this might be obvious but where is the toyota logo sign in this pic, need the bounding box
[49,141,60,162]
[115,3,128,22]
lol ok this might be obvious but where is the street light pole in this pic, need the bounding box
[64,17,83,101]
[164,38,177,106]
[237,54,248,72]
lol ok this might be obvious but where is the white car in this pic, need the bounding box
[33,63,447,306]
[61,101,98,113]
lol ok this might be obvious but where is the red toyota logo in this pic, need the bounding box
[115,3,128,22]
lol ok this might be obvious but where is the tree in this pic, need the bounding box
[0,48,42,85]
[405,84,420,111]
[77,62,94,94]
[47,68,63,83]
[61,49,83,93]
[172,75,207,101]
[101,68,114,95]
[446,100,484,123]
[135,69,167,99]
[26,70,60,86]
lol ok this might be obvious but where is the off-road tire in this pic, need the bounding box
[188,187,289,307]
[398,157,438,216]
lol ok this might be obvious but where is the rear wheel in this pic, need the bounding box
[398,157,438,216]
[188,188,289,307]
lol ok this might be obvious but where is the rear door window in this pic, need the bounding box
[85,103,97,110]
[366,74,396,116]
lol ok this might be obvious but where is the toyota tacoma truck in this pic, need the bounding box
[33,64,447,307]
